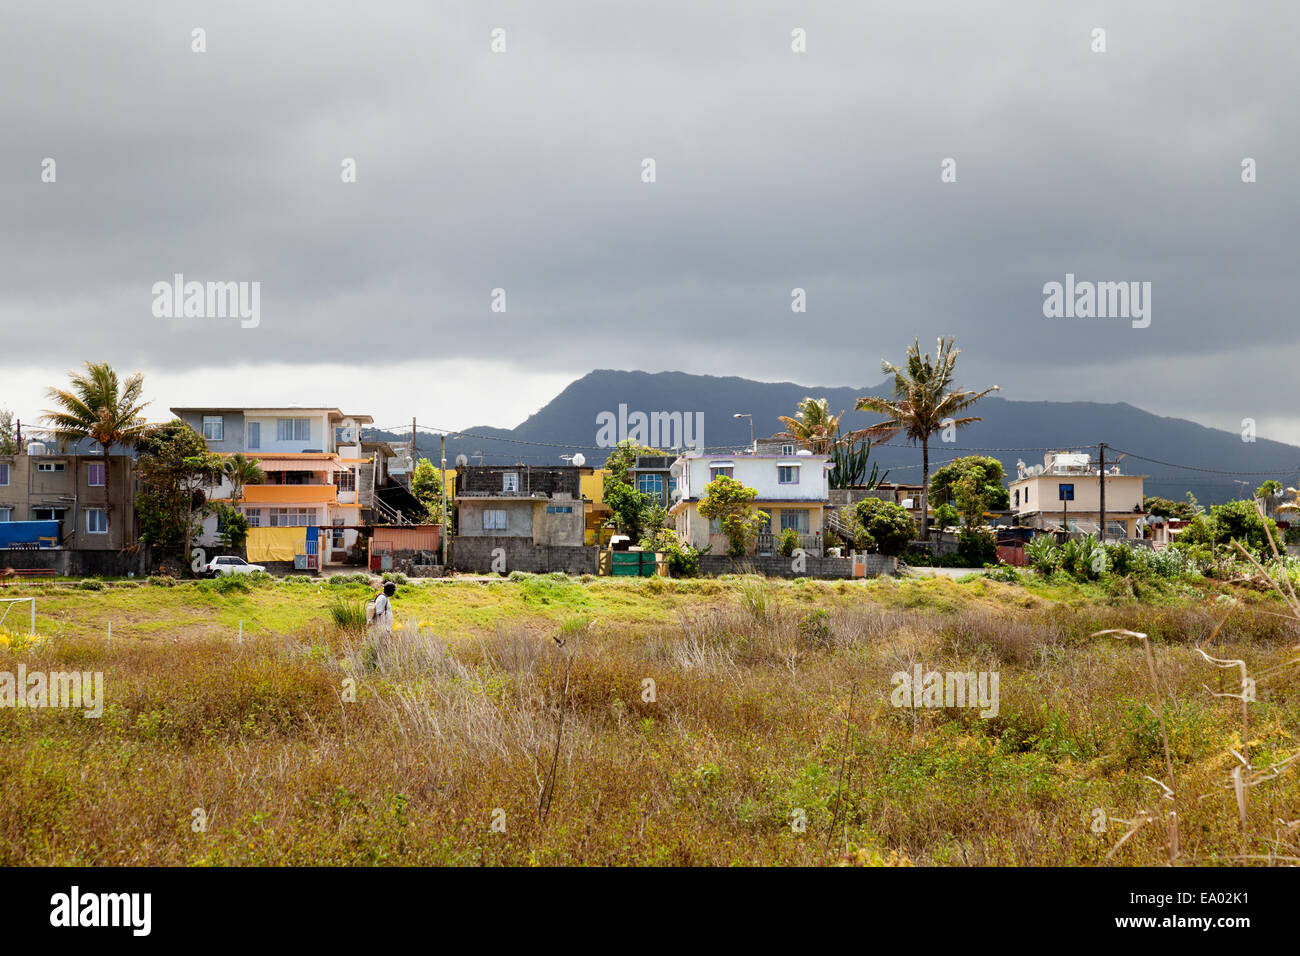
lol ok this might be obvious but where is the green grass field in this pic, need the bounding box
[2,572,1297,865]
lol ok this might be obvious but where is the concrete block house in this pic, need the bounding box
[668,449,832,556]
[174,406,384,566]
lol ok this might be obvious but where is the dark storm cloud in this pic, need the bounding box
[2,1,1296,418]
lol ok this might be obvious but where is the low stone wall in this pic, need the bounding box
[451,537,599,575]
[695,552,897,579]
[0,548,152,578]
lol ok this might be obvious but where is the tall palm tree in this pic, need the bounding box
[42,362,150,542]
[222,452,265,506]
[777,397,844,454]
[854,337,998,541]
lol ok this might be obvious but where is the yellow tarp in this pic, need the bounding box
[247,526,306,563]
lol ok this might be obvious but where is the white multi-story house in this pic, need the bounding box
[1009,451,1146,539]
[172,406,384,564]
[668,449,832,555]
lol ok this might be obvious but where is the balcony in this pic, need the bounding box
[756,531,822,556]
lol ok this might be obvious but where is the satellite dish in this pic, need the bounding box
[455,454,468,467]
[571,453,586,467]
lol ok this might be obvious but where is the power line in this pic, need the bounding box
[1107,446,1300,478]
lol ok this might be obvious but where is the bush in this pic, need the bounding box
[983,564,1020,583]
[776,527,801,557]
[148,575,177,587]
[1023,535,1058,575]
[847,499,915,556]
[76,579,105,591]
[381,571,409,585]
[956,529,996,565]
[328,572,370,586]
[329,597,367,631]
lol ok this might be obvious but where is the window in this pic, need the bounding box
[86,508,108,534]
[1058,483,1075,502]
[0,508,11,522]
[0,462,8,486]
[636,474,664,497]
[502,472,519,493]
[277,418,311,442]
[482,509,507,531]
[777,465,799,484]
[244,508,262,527]
[709,466,733,482]
[37,462,66,472]
[270,507,314,527]
[780,509,810,533]
[32,508,65,521]
[781,444,795,456]
[202,416,223,441]
[335,470,356,492]
[708,516,723,534]
[248,422,260,449]
[87,462,106,486]
[1013,489,1020,507]
[332,518,345,548]
[546,505,573,514]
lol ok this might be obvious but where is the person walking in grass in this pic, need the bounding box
[368,581,396,632]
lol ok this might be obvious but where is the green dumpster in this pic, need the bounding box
[611,551,657,577]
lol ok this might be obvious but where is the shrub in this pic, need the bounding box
[1023,535,1058,575]
[956,529,996,565]
[76,579,104,591]
[983,564,1020,583]
[1058,534,1104,581]
[147,575,177,587]
[848,499,915,556]
[329,597,368,632]
[381,571,409,585]
[776,527,801,557]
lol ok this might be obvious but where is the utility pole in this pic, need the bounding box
[439,432,449,569]
[411,417,418,472]
[1098,442,1106,543]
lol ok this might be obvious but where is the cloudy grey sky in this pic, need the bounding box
[2,1,1296,440]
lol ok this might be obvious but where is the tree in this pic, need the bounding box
[135,420,222,570]
[0,409,18,455]
[953,472,989,530]
[604,481,659,543]
[222,452,264,506]
[845,498,915,556]
[42,361,150,541]
[777,397,843,454]
[698,474,769,557]
[855,337,998,541]
[213,503,250,550]
[1256,480,1283,500]
[1143,495,1197,521]
[929,456,1009,512]
[1175,498,1283,561]
[602,439,667,542]
[410,458,443,522]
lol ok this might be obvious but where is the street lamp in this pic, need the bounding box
[733,413,753,450]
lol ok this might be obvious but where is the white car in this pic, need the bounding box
[206,555,266,577]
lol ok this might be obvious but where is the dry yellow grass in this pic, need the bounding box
[1,574,1296,865]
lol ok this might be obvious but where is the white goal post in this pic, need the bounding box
[0,597,35,637]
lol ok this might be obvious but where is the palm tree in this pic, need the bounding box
[222,452,265,506]
[777,397,844,454]
[854,337,998,541]
[42,362,150,542]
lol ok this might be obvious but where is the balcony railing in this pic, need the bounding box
[756,531,822,555]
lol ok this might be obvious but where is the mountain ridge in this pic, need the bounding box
[368,369,1300,505]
